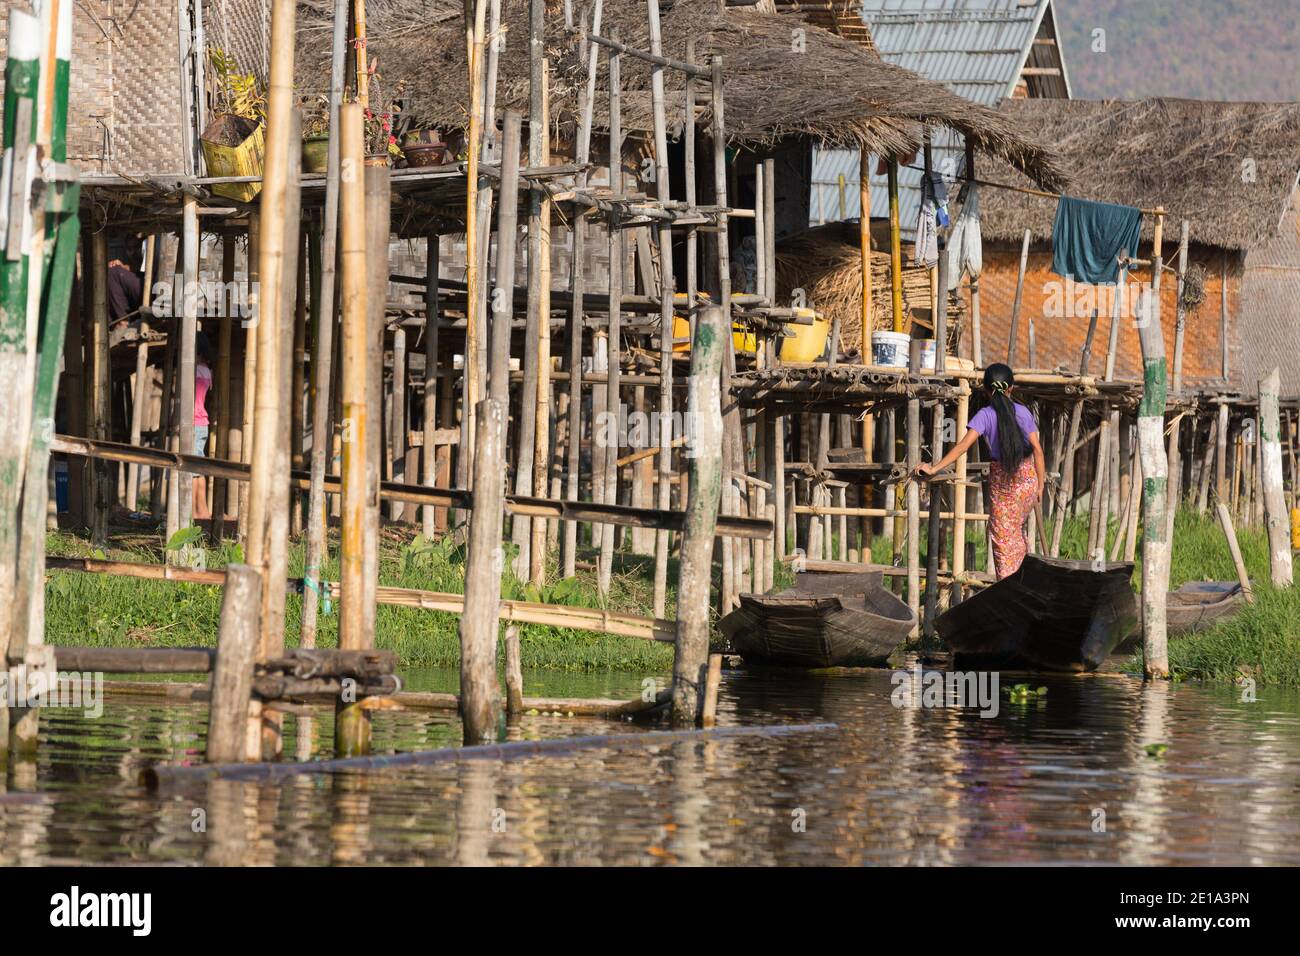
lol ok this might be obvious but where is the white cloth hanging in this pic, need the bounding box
[946,182,982,291]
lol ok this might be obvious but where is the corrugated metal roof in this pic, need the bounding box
[810,0,1063,236]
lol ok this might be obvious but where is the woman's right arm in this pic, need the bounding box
[914,427,980,477]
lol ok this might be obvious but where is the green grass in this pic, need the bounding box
[43,524,678,672]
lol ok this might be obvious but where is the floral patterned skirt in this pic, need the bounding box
[988,457,1039,580]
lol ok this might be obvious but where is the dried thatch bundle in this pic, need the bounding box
[774,222,964,354]
[981,98,1300,251]
[293,0,1066,188]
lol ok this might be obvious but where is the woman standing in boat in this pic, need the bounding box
[913,363,1046,579]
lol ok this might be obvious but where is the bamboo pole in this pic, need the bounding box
[1258,367,1293,586]
[597,28,624,599]
[906,394,921,633]
[1136,210,1169,679]
[302,0,348,638]
[530,58,554,586]
[459,0,489,488]
[488,111,522,406]
[887,157,904,333]
[338,103,368,652]
[247,0,300,680]
[1165,219,1190,541]
[859,146,872,354]
[1216,503,1255,604]
[89,230,111,547]
[1006,229,1030,366]
[290,230,310,535]
[389,326,407,520]
[965,141,982,367]
[361,164,389,646]
[421,231,442,538]
[237,215,259,544]
[672,306,726,726]
[560,0,601,578]
[1216,400,1229,504]
[649,0,675,618]
[951,382,969,603]
[212,233,236,538]
[126,234,157,511]
[1050,309,1099,554]
[177,196,199,549]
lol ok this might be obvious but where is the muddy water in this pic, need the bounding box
[2,664,1298,865]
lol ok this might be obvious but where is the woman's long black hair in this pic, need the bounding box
[983,363,1029,470]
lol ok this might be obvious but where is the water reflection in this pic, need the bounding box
[2,666,1298,865]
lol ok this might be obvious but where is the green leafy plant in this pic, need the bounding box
[209,47,266,124]
[165,525,203,552]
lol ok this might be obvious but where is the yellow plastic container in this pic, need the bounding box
[1291,508,1300,549]
[732,323,757,354]
[200,114,265,203]
[779,308,830,363]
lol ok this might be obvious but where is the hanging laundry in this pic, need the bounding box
[945,181,982,291]
[1051,195,1142,286]
[913,172,949,268]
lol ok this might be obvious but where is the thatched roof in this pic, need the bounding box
[980,98,1300,251]
[295,0,1066,190]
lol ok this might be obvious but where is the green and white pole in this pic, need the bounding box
[1136,212,1170,679]
[0,6,42,665]
[7,0,74,756]
[13,0,76,661]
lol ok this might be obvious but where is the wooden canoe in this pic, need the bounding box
[719,570,915,668]
[1115,581,1244,652]
[936,555,1139,672]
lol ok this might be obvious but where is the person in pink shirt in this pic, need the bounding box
[193,332,214,521]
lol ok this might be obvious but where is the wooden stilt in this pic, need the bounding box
[1136,210,1169,680]
[459,398,506,743]
[207,563,261,763]
[238,214,260,546]
[672,306,726,726]
[421,231,442,538]
[89,230,111,547]
[504,624,524,719]
[213,233,236,539]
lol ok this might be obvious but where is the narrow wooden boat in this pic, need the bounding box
[720,570,915,668]
[1115,581,1244,652]
[936,555,1139,672]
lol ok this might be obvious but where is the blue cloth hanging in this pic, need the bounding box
[1051,195,1142,286]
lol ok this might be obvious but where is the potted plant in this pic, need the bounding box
[402,128,451,168]
[301,96,331,173]
[363,104,405,166]
[201,48,267,202]
[359,67,407,166]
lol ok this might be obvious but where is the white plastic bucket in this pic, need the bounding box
[871,330,910,368]
[916,339,937,371]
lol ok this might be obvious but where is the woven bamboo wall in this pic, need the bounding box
[206,0,270,87]
[0,0,188,174]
